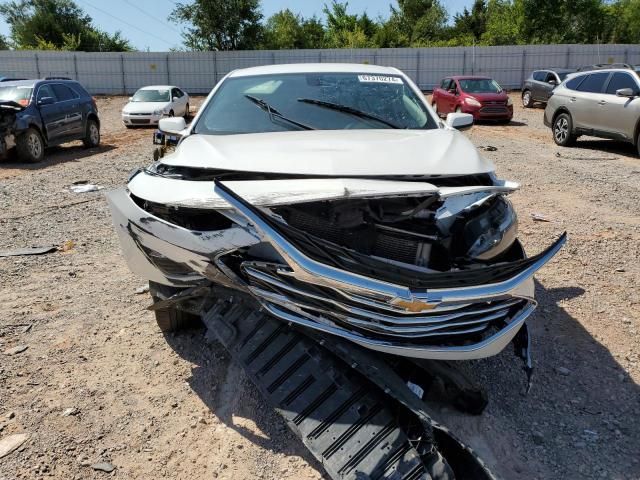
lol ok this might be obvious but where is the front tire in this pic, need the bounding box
[82,119,100,148]
[522,90,533,108]
[553,112,576,147]
[16,127,45,163]
[148,281,201,332]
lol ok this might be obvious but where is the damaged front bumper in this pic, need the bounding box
[108,175,565,361]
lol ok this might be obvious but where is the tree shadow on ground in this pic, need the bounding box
[162,279,639,479]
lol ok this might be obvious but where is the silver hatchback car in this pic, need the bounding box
[544,68,640,155]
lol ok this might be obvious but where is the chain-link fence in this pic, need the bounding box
[1,44,639,95]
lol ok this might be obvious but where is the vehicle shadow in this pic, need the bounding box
[437,280,640,479]
[573,139,638,158]
[162,280,639,479]
[162,327,330,478]
[0,143,116,171]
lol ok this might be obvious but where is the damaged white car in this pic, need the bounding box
[109,64,565,479]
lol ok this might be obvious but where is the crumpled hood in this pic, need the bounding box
[161,129,494,176]
[123,101,170,114]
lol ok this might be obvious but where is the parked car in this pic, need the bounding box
[431,76,513,122]
[121,85,189,127]
[108,63,564,479]
[544,67,640,155]
[521,68,575,107]
[0,79,100,163]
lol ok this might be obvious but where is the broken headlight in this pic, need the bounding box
[462,196,518,260]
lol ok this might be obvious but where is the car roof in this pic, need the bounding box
[534,68,575,73]
[138,85,178,90]
[229,63,402,77]
[447,75,492,80]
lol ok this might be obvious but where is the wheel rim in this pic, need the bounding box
[89,124,99,144]
[27,133,42,158]
[523,92,530,106]
[554,117,569,143]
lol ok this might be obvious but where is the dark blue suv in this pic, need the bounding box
[0,79,100,162]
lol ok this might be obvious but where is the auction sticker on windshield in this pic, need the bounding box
[357,75,403,84]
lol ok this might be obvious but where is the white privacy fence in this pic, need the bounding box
[1,44,639,95]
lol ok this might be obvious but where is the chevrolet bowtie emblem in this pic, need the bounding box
[391,298,439,313]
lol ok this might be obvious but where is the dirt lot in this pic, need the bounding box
[1,93,639,480]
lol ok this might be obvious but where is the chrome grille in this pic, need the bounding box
[243,264,531,343]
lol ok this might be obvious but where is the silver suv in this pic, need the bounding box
[544,68,640,155]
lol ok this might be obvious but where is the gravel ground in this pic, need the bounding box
[0,94,638,480]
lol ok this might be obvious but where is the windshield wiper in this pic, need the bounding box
[297,98,401,129]
[244,94,314,131]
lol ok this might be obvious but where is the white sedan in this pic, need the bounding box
[121,85,189,127]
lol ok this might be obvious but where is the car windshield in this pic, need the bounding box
[458,79,502,93]
[131,89,170,102]
[0,85,33,106]
[193,72,437,135]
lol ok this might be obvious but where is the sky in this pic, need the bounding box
[0,0,474,52]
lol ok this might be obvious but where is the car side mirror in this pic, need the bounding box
[616,88,636,98]
[37,96,55,106]
[548,79,558,85]
[158,116,187,135]
[445,112,473,131]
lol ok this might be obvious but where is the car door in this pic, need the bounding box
[600,71,640,141]
[530,71,544,100]
[171,88,186,116]
[51,83,84,138]
[540,72,558,100]
[446,80,460,113]
[569,72,610,131]
[434,79,450,113]
[36,84,63,143]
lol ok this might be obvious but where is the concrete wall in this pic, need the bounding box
[1,44,638,94]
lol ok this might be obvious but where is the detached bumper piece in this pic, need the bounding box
[203,297,496,480]
[214,180,566,360]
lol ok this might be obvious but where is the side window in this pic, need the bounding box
[37,85,56,101]
[544,72,557,83]
[51,84,77,102]
[576,72,609,93]
[565,75,585,90]
[605,72,639,95]
[171,88,181,99]
[533,71,546,81]
[440,79,450,89]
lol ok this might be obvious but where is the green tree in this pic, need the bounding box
[0,34,9,50]
[481,0,523,45]
[606,0,640,43]
[263,9,302,49]
[300,16,325,49]
[323,1,377,48]
[0,0,132,51]
[170,0,263,51]
[388,0,448,46]
[451,0,488,40]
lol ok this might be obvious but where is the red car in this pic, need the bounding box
[431,76,513,122]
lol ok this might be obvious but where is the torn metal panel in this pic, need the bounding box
[127,171,518,210]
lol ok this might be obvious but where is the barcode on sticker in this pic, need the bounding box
[358,75,403,84]
[406,381,424,399]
